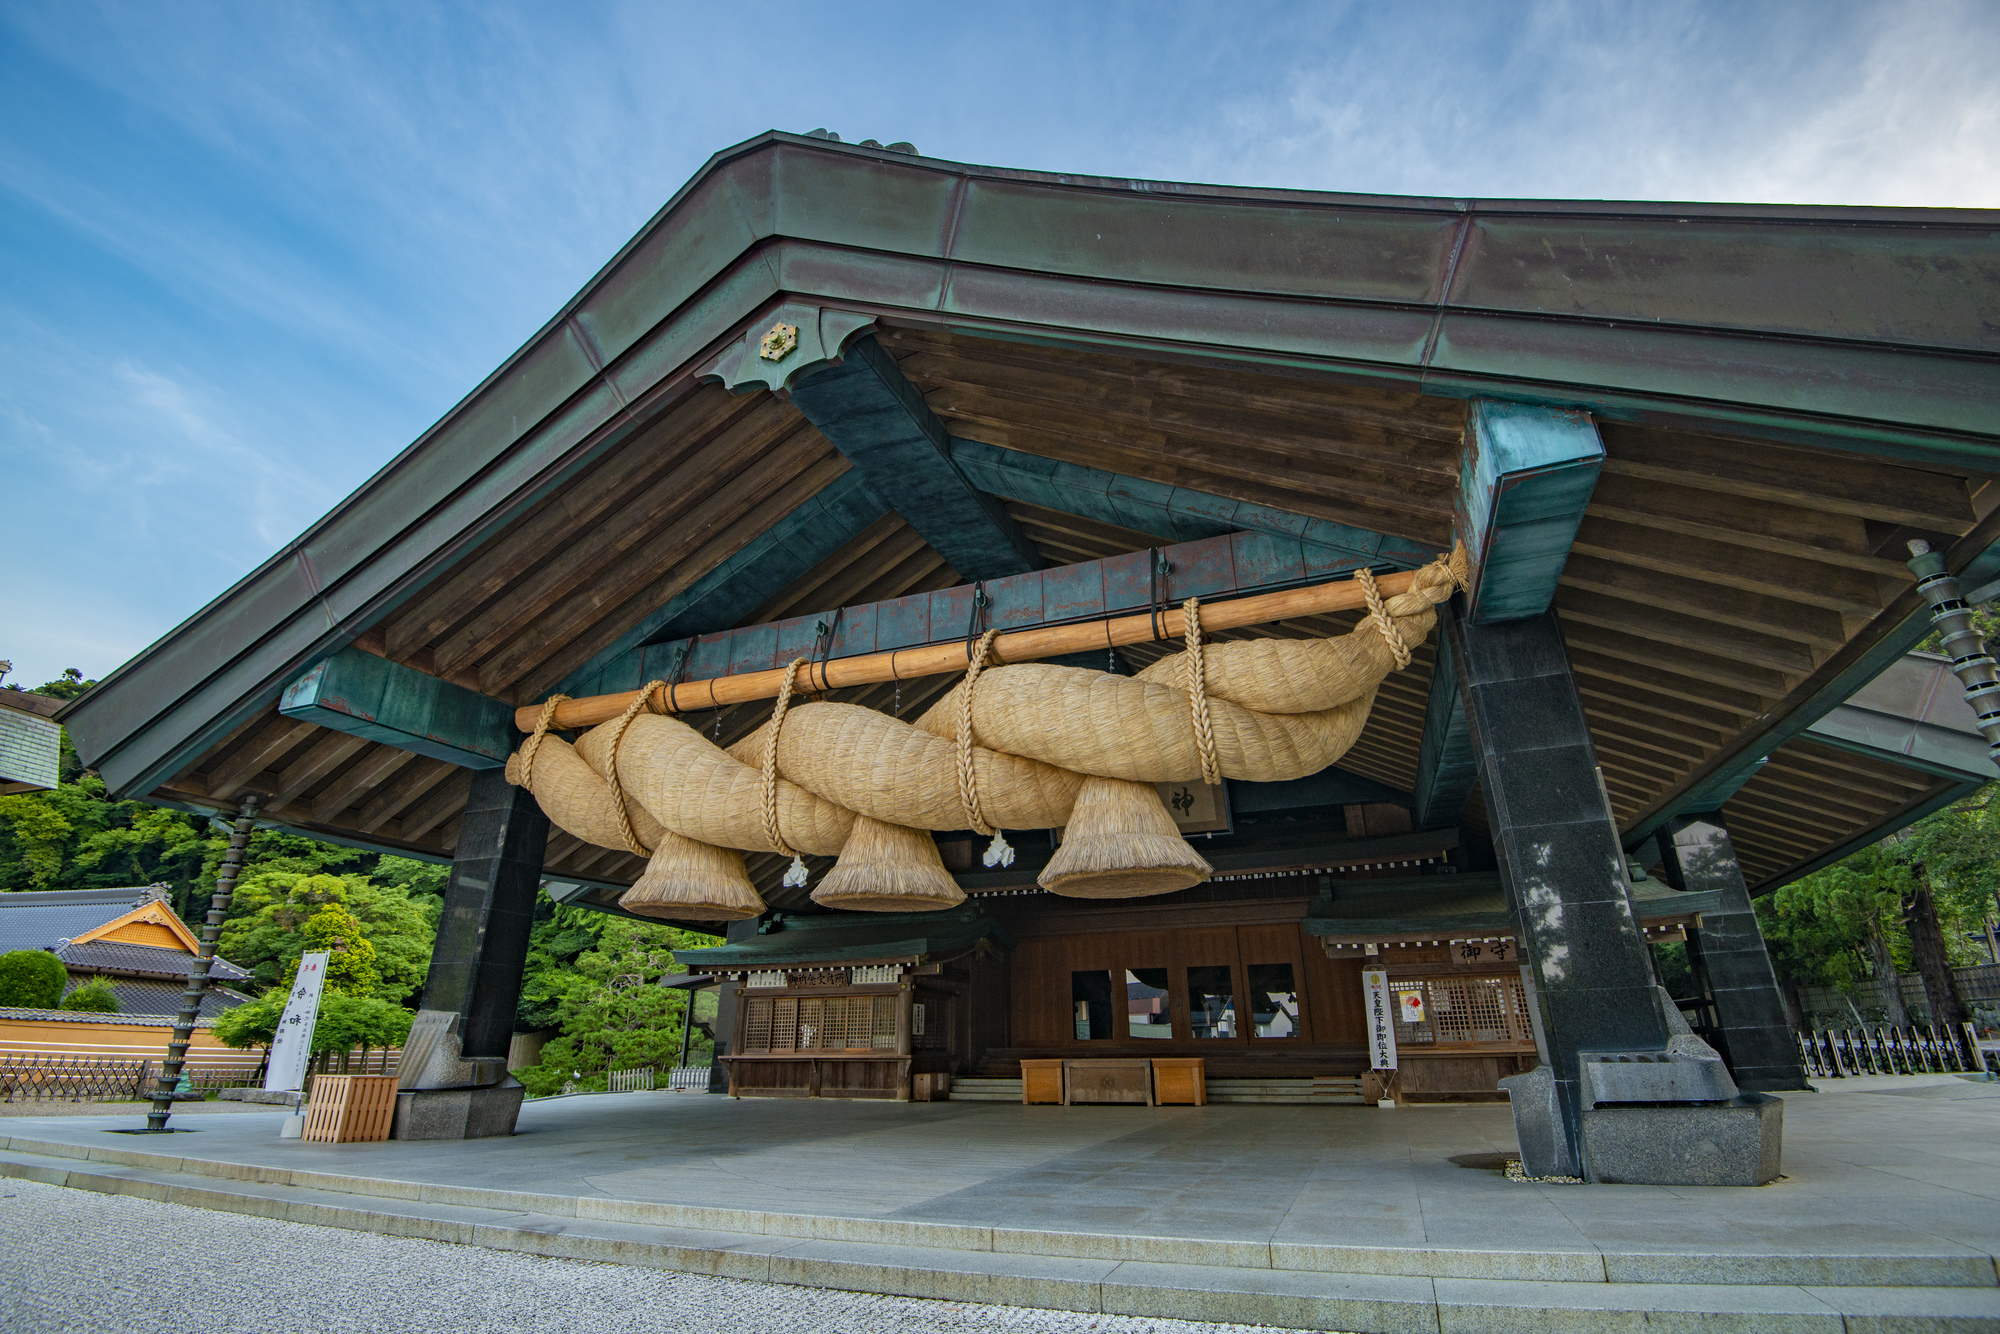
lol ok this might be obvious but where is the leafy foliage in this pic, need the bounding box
[0,949,67,1008]
[211,990,413,1054]
[58,975,120,1013]
[1758,787,2000,1009]
[514,910,719,1097]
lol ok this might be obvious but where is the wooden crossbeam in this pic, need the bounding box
[517,566,1428,733]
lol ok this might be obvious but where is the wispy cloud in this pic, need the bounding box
[2,0,1996,690]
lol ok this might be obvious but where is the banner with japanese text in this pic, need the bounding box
[263,952,330,1093]
[1363,968,1398,1070]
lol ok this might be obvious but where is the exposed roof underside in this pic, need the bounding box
[60,133,2000,909]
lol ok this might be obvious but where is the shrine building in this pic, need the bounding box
[62,131,2000,1183]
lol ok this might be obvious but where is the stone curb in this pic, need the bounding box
[10,1150,2000,1333]
[3,1130,1994,1292]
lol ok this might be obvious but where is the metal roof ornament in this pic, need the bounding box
[758,322,799,362]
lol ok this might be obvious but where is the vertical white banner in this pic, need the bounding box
[264,952,330,1093]
[1363,968,1398,1071]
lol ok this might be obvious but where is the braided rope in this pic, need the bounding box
[956,629,1002,838]
[600,680,666,857]
[1182,597,1221,786]
[761,659,808,859]
[516,695,571,790]
[1356,568,1412,670]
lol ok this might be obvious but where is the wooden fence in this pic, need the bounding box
[1795,1023,1989,1079]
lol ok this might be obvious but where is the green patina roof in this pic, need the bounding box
[672,905,1012,970]
[1301,874,1723,938]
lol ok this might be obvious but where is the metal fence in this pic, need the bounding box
[607,1067,656,1092]
[0,1055,150,1102]
[1795,1023,1989,1079]
[668,1065,711,1091]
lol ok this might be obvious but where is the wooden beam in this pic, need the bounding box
[1455,400,1604,624]
[1553,588,1819,676]
[554,468,893,701]
[1623,523,2000,850]
[519,563,1437,732]
[205,718,319,801]
[948,438,1441,570]
[787,335,1042,580]
[310,745,417,822]
[268,732,370,807]
[1598,428,1977,530]
[1571,516,1886,615]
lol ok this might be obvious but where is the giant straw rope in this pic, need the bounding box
[504,548,1467,920]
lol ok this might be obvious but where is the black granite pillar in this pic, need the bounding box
[1654,815,1810,1091]
[1447,606,1670,1162]
[417,766,549,1061]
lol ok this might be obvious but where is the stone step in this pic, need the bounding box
[3,1143,1993,1332]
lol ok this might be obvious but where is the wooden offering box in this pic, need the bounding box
[302,1074,398,1143]
[1020,1059,1064,1104]
[1063,1058,1154,1105]
[1151,1057,1206,1105]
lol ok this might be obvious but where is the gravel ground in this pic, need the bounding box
[0,1178,1305,1333]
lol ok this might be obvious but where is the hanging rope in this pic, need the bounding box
[762,658,811,887]
[1182,598,1222,786]
[516,694,571,792]
[956,628,1014,867]
[600,681,666,857]
[1356,567,1412,670]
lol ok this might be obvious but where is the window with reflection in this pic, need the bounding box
[1186,965,1236,1039]
[1125,968,1173,1039]
[1247,962,1299,1038]
[1071,970,1115,1040]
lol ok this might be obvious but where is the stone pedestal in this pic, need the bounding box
[1581,1094,1784,1186]
[392,1079,525,1141]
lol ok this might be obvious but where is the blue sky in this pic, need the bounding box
[3,1,1998,691]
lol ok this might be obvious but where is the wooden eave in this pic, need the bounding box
[54,133,2000,908]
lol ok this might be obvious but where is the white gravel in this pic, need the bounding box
[0,1178,1303,1333]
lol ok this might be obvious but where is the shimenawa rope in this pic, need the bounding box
[1181,598,1221,787]
[1356,567,1412,670]
[518,694,571,793]
[957,628,1014,868]
[600,680,666,857]
[762,658,811,887]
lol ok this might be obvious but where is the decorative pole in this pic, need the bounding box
[145,793,259,1131]
[1905,540,2000,768]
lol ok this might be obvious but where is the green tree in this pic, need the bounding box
[0,794,72,888]
[212,991,412,1055]
[217,867,438,1001]
[0,950,67,1008]
[515,914,719,1098]
[1758,787,2000,1024]
[58,976,119,1013]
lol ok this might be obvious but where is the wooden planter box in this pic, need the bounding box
[302,1074,398,1143]
[1151,1057,1206,1105]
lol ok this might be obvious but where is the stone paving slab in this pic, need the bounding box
[10,1145,2000,1331]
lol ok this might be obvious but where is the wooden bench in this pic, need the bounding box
[1019,1058,1205,1106]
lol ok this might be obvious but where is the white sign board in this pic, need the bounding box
[264,952,329,1093]
[1363,968,1398,1071]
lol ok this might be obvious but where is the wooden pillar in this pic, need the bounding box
[1654,816,1811,1091]
[1448,606,1670,1168]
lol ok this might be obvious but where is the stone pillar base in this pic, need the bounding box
[391,1077,525,1140]
[1580,1093,1784,1186]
